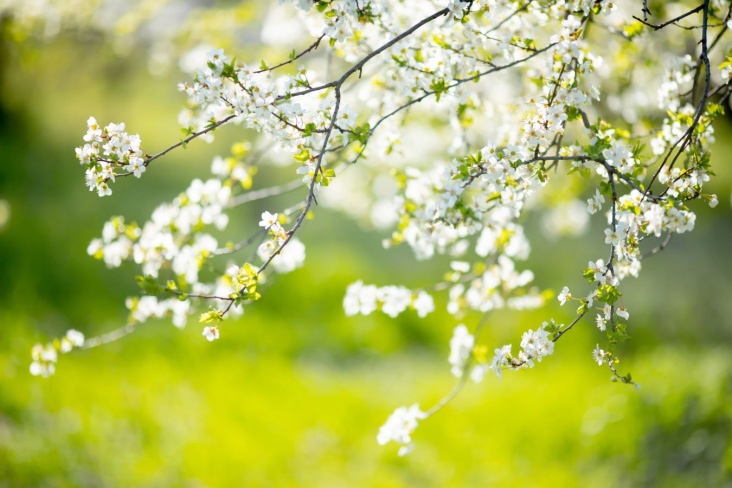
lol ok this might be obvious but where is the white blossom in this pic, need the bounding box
[558,286,571,305]
[202,326,220,341]
[592,344,606,366]
[377,404,426,456]
[448,325,474,378]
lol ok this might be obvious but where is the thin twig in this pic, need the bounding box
[632,4,703,30]
[229,179,303,207]
[82,324,136,349]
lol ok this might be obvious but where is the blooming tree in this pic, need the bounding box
[21,0,731,455]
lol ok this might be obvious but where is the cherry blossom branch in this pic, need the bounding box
[641,0,652,21]
[643,0,711,203]
[255,87,342,276]
[255,8,456,277]
[607,357,639,388]
[640,233,673,259]
[526,155,660,201]
[144,114,238,168]
[424,312,491,418]
[254,35,325,74]
[366,43,555,141]
[286,8,451,102]
[82,324,136,349]
[212,229,267,256]
[632,4,704,30]
[228,179,302,207]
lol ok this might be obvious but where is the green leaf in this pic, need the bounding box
[199,308,224,323]
[136,275,165,295]
[293,148,311,163]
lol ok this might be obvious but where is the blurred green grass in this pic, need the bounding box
[2,311,730,486]
[1,20,732,488]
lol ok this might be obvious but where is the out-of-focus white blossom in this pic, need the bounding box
[377,404,426,456]
[448,325,474,378]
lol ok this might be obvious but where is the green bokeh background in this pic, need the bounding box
[1,7,732,487]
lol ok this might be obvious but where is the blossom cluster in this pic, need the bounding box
[77,146,311,357]
[75,117,146,196]
[376,403,426,456]
[448,324,474,378]
[343,281,435,318]
[487,326,555,380]
[176,48,360,187]
[30,329,84,377]
[88,175,230,281]
[126,296,191,329]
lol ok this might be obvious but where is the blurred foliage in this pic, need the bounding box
[1,5,732,487]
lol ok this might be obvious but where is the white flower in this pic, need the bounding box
[30,343,59,377]
[595,314,606,331]
[587,189,605,215]
[60,330,85,352]
[592,344,606,366]
[589,259,606,283]
[202,326,220,341]
[343,281,379,316]
[169,299,191,329]
[450,261,470,273]
[448,325,474,378]
[30,361,55,377]
[259,211,279,229]
[65,329,85,347]
[558,286,571,305]
[709,194,718,208]
[269,237,306,273]
[60,338,74,354]
[643,204,665,237]
[379,286,412,318]
[412,291,435,318]
[207,48,229,70]
[257,240,277,262]
[377,404,426,456]
[490,345,512,379]
[448,0,470,19]
[470,364,488,383]
[520,327,554,362]
[604,222,628,246]
[616,306,629,320]
[603,304,612,320]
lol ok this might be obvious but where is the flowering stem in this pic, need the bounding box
[642,0,711,204]
[424,312,492,418]
[228,179,303,207]
[143,114,238,168]
[82,324,136,350]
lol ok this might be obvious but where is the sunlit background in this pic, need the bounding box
[1,2,732,486]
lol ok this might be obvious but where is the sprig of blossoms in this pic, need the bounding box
[489,325,555,379]
[343,281,435,318]
[30,329,85,377]
[75,117,146,196]
[376,403,426,456]
[448,324,474,378]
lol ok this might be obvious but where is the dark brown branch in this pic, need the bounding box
[144,114,238,167]
[253,35,325,74]
[632,4,703,30]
